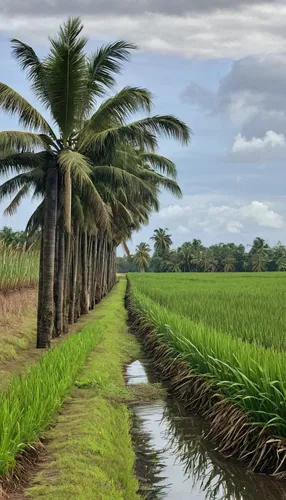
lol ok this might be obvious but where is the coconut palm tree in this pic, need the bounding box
[222,248,236,272]
[166,250,181,272]
[0,17,191,347]
[133,242,151,272]
[201,249,218,272]
[178,242,192,272]
[252,249,268,272]
[191,239,203,272]
[150,228,173,256]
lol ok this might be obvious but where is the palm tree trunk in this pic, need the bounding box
[81,231,89,314]
[63,231,71,332]
[69,224,79,323]
[90,235,98,310]
[37,167,58,349]
[54,219,65,337]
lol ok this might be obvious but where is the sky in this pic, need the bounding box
[1,0,286,253]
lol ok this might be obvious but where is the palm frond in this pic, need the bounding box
[11,39,50,109]
[26,201,44,235]
[85,87,152,130]
[79,121,158,153]
[0,131,51,153]
[0,83,54,135]
[139,169,182,197]
[79,40,137,118]
[4,184,30,216]
[46,17,87,141]
[121,240,131,257]
[140,152,177,179]
[58,150,92,187]
[92,165,157,199]
[0,168,44,202]
[0,151,49,175]
[87,41,137,93]
[127,115,192,144]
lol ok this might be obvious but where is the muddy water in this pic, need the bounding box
[127,359,286,500]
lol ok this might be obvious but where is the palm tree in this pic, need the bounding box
[150,228,173,256]
[201,249,218,272]
[133,242,151,272]
[222,249,236,272]
[166,250,181,272]
[178,242,192,272]
[252,249,268,272]
[191,239,203,272]
[0,17,191,347]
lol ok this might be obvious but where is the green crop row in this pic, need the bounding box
[128,273,286,439]
[0,312,105,476]
[0,244,39,292]
[129,272,286,350]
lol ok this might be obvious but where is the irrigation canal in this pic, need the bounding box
[126,358,286,500]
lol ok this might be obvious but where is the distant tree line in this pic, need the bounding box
[0,226,40,251]
[117,228,286,273]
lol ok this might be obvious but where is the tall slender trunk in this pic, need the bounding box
[69,224,79,323]
[81,231,89,314]
[90,235,98,310]
[37,167,58,349]
[95,237,103,303]
[37,233,44,335]
[75,230,82,322]
[87,235,93,310]
[63,231,71,332]
[54,219,65,337]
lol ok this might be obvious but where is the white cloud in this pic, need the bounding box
[228,130,286,162]
[1,5,286,59]
[157,195,284,242]
[226,221,244,233]
[240,200,283,228]
[232,130,285,153]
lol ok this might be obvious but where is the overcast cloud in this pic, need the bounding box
[1,0,279,17]
[1,0,286,250]
[0,4,286,59]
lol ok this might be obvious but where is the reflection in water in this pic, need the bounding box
[126,360,148,384]
[128,361,286,500]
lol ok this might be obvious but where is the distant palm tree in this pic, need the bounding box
[191,238,203,272]
[252,249,268,272]
[277,255,286,271]
[150,228,172,256]
[222,249,236,272]
[166,250,181,272]
[201,249,218,272]
[133,242,151,272]
[178,242,192,272]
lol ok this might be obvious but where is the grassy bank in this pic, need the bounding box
[127,273,286,476]
[25,277,141,499]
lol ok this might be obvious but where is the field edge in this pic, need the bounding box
[126,276,286,478]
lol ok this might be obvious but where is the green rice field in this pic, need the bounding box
[128,273,286,439]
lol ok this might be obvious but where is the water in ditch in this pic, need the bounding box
[126,359,286,500]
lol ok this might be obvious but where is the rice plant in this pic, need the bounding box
[128,273,286,439]
[0,316,105,476]
[0,243,39,292]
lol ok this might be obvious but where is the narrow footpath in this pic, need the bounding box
[14,277,159,500]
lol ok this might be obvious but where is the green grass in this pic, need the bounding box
[0,244,39,291]
[129,272,286,350]
[128,273,286,438]
[26,277,140,499]
[0,280,136,478]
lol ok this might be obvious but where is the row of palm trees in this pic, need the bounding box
[0,18,190,347]
[132,232,286,272]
